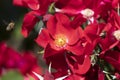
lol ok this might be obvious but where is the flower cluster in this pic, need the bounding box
[13,0,120,80]
[0,42,41,80]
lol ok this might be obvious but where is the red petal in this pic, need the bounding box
[71,14,86,28]
[55,0,83,15]
[13,0,24,7]
[66,55,91,75]
[55,22,73,38]
[55,13,70,27]
[35,29,51,48]
[23,0,40,10]
[0,42,7,66]
[47,13,80,45]
[44,44,65,58]
[44,44,68,76]
[22,11,40,37]
[55,23,80,45]
[98,70,105,80]
[84,23,105,41]
[66,40,88,55]
[103,51,120,71]
[47,15,56,36]
[47,13,71,36]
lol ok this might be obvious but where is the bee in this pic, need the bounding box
[6,21,15,31]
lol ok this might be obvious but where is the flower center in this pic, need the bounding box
[113,30,120,40]
[54,34,68,48]
[81,8,94,18]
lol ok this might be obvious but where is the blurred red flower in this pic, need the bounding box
[0,42,42,80]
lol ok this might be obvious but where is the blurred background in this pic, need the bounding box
[0,0,47,78]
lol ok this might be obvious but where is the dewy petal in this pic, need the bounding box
[35,29,51,48]
[22,11,40,37]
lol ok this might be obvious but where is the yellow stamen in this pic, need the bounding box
[54,34,68,48]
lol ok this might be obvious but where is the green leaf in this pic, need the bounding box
[48,3,55,14]
[34,20,44,34]
[0,70,24,80]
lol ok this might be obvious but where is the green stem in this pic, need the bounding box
[106,74,112,80]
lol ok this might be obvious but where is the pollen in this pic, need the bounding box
[81,8,94,18]
[54,34,68,48]
[113,30,120,40]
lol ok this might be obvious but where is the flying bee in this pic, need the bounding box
[6,21,15,31]
[3,20,15,31]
